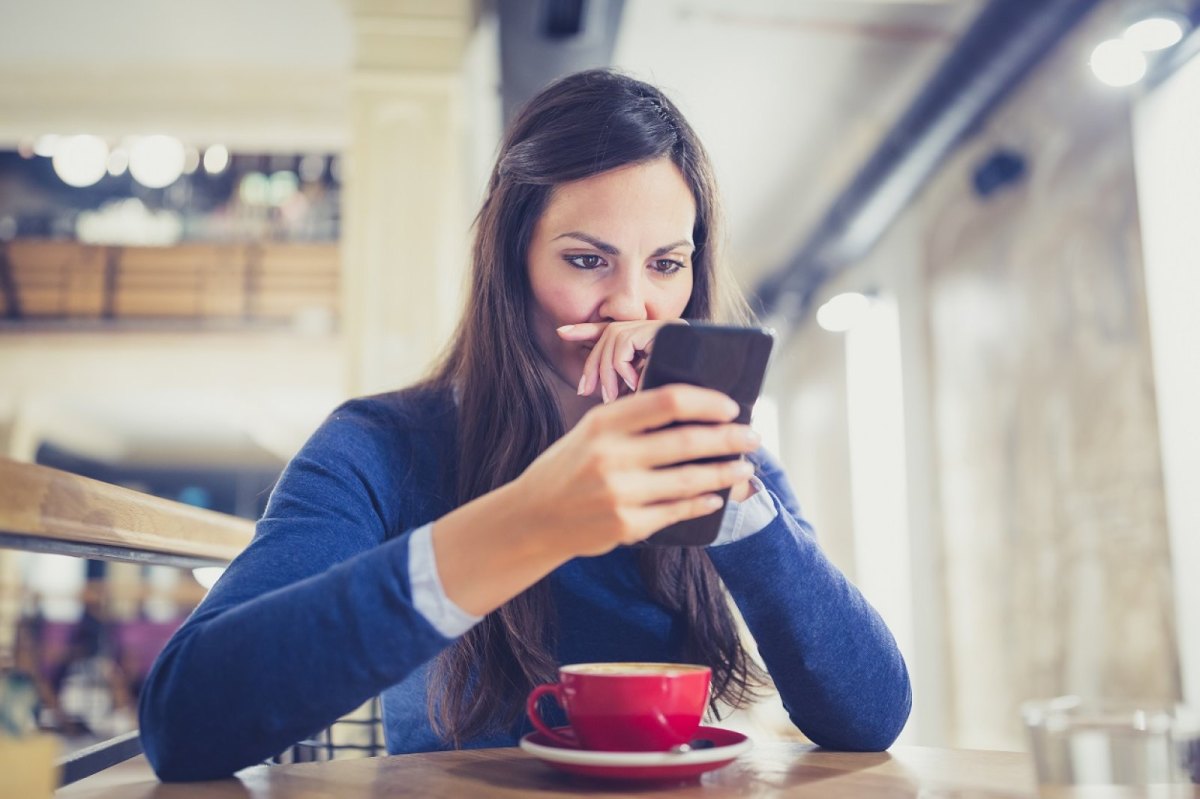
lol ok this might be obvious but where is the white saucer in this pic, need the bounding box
[519,725,753,781]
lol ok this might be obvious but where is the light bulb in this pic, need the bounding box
[1090,39,1148,87]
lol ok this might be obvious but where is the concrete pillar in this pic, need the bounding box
[342,1,477,395]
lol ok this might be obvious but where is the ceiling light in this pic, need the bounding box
[183,146,201,175]
[107,148,129,176]
[129,134,186,189]
[203,144,230,175]
[34,134,60,157]
[1124,16,1186,51]
[1089,38,1147,87]
[817,292,871,333]
[51,135,109,188]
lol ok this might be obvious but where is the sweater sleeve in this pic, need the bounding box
[705,451,912,751]
[138,399,454,781]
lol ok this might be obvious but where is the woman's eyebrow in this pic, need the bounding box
[650,240,694,257]
[552,231,694,257]
[553,231,619,254]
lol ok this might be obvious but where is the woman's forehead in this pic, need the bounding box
[536,160,696,247]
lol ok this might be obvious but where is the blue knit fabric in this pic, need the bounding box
[139,386,911,781]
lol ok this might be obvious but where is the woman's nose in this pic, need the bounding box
[598,274,647,321]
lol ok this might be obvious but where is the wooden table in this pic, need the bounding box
[57,743,1040,798]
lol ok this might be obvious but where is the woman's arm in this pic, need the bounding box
[139,399,453,780]
[141,386,760,780]
[706,453,913,751]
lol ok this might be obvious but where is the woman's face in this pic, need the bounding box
[526,157,697,386]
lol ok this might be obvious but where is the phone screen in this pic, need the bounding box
[636,323,774,546]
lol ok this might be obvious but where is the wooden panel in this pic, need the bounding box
[256,243,339,274]
[113,293,202,317]
[0,458,253,564]
[7,240,106,317]
[2,241,339,322]
[115,245,244,318]
[249,243,338,319]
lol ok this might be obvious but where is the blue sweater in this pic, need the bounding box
[139,387,911,780]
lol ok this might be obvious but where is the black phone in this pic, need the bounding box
[636,323,775,546]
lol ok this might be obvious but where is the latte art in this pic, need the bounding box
[563,662,708,677]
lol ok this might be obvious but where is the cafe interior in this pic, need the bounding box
[2,0,1199,795]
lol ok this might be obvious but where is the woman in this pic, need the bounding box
[140,70,911,781]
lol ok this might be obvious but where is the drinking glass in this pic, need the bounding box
[1022,696,1200,797]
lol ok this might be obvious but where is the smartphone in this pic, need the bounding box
[636,323,775,546]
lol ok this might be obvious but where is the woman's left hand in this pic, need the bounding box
[557,320,684,404]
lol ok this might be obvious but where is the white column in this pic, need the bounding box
[342,1,477,395]
[1132,55,1200,707]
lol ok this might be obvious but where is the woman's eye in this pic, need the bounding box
[565,254,605,270]
[652,258,685,275]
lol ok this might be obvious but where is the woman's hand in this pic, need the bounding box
[433,384,761,615]
[557,320,685,404]
[511,384,761,558]
[557,320,758,501]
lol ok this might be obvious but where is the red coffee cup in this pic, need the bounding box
[526,662,711,752]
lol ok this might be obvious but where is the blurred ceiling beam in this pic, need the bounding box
[1146,3,1200,89]
[0,66,347,152]
[497,0,626,124]
[752,0,1103,332]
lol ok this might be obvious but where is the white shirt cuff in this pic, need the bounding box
[709,475,778,547]
[408,522,483,638]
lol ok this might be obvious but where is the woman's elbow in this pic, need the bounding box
[139,692,229,781]
[138,658,247,782]
[793,675,913,752]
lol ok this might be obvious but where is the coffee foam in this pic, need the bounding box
[563,662,709,677]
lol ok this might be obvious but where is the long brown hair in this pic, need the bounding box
[421,69,766,745]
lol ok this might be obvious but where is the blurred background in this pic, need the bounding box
[1,0,1197,758]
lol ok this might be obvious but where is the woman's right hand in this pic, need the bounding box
[511,384,761,558]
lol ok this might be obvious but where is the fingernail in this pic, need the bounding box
[744,428,761,444]
[577,375,587,396]
[735,461,755,477]
[623,376,636,391]
[601,385,611,404]
[557,324,574,331]
[725,400,740,417]
[705,495,724,510]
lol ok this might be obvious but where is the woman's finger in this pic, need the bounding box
[578,331,605,396]
[619,494,727,545]
[557,322,609,342]
[622,421,760,467]
[608,329,639,396]
[616,359,641,394]
[598,326,621,403]
[614,459,754,505]
[613,329,652,393]
[595,384,741,433]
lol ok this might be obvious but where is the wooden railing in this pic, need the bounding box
[0,458,254,568]
[0,240,338,325]
[0,457,255,785]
